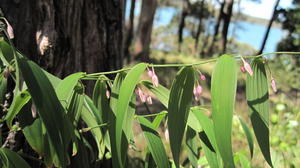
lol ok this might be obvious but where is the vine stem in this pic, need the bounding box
[85,52,300,78]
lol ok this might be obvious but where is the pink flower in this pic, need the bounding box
[152,74,159,87]
[193,84,202,101]
[200,74,206,80]
[271,77,277,93]
[241,57,253,76]
[137,88,146,102]
[146,96,152,104]
[240,66,246,73]
[147,66,159,87]
[4,19,14,39]
[106,90,110,99]
[147,68,154,77]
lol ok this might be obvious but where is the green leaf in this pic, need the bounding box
[211,55,237,168]
[191,107,220,168]
[82,96,105,159]
[5,90,31,128]
[140,80,170,108]
[152,111,167,129]
[246,58,272,167]
[16,57,73,167]
[0,75,7,104]
[108,72,126,168]
[168,66,195,167]
[234,152,251,168]
[187,111,202,132]
[186,126,199,168]
[0,39,14,66]
[239,117,254,159]
[0,148,31,168]
[56,72,84,107]
[138,117,170,168]
[67,85,84,126]
[114,63,147,167]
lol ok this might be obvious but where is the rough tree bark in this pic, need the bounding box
[123,0,136,63]
[133,0,157,62]
[178,0,190,52]
[194,0,205,51]
[258,0,280,54]
[220,0,234,53]
[0,0,123,78]
[207,0,225,56]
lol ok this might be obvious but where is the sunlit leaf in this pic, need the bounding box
[239,117,254,159]
[138,117,169,168]
[211,55,237,168]
[115,63,146,167]
[191,107,220,168]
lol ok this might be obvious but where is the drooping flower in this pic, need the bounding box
[4,19,14,39]
[137,88,146,102]
[240,66,246,73]
[152,74,159,87]
[106,89,110,99]
[193,84,202,101]
[241,57,253,76]
[271,77,277,93]
[146,96,153,104]
[147,67,154,77]
[200,74,206,81]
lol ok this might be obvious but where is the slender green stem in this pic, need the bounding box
[135,110,168,118]
[79,123,107,133]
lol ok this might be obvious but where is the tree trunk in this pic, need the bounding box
[220,0,234,53]
[0,0,123,78]
[258,0,280,55]
[133,0,157,62]
[207,0,225,56]
[178,0,190,52]
[123,0,136,63]
[194,0,205,52]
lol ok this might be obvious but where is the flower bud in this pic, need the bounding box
[193,84,202,101]
[146,96,152,104]
[4,19,14,39]
[147,68,154,77]
[240,66,246,73]
[271,77,277,93]
[137,88,146,102]
[106,90,110,99]
[152,74,159,87]
[241,57,253,76]
[200,74,206,80]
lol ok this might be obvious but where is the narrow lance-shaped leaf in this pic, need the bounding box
[138,117,170,168]
[239,117,254,159]
[5,90,31,128]
[191,107,220,168]
[16,57,73,167]
[211,55,237,168]
[186,126,199,168]
[114,63,147,167]
[0,148,31,168]
[246,58,272,167]
[168,66,195,167]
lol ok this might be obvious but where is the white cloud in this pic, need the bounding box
[238,0,293,19]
